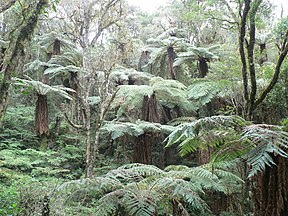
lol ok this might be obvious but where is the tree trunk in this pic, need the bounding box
[198,59,208,78]
[133,134,152,164]
[0,0,48,125]
[53,39,61,55]
[259,43,268,66]
[254,156,288,216]
[172,200,183,216]
[35,94,49,151]
[0,82,10,125]
[133,94,159,164]
[167,46,177,80]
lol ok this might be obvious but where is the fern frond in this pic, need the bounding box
[165,115,246,156]
[44,65,81,78]
[241,124,288,177]
[24,59,56,73]
[151,77,197,112]
[101,121,175,140]
[48,48,83,67]
[95,189,125,216]
[187,79,233,106]
[37,32,76,51]
[123,188,157,216]
[14,78,75,99]
[109,66,153,85]
[111,85,154,118]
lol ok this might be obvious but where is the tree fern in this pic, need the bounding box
[44,65,82,78]
[165,115,288,178]
[54,163,242,215]
[111,85,154,119]
[187,79,233,107]
[241,124,288,177]
[101,120,175,140]
[111,77,197,119]
[109,66,153,86]
[37,31,76,52]
[167,116,198,126]
[14,78,75,99]
[145,34,189,79]
[174,45,220,78]
[165,115,246,156]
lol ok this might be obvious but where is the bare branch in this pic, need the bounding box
[61,104,84,129]
[90,0,121,46]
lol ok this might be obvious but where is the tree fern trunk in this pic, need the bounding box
[133,94,159,164]
[36,94,49,151]
[167,47,177,80]
[133,134,152,164]
[259,43,268,66]
[198,59,208,78]
[172,200,183,216]
[254,155,288,216]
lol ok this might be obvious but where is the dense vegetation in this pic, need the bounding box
[1,0,288,215]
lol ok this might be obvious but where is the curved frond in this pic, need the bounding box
[187,79,234,106]
[14,78,75,99]
[241,125,288,177]
[101,121,175,140]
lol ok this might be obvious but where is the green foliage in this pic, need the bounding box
[187,79,233,107]
[112,84,154,119]
[151,77,196,112]
[274,16,288,42]
[101,120,175,140]
[44,48,83,78]
[14,78,75,99]
[0,186,21,215]
[112,77,196,119]
[37,31,76,52]
[0,146,84,180]
[174,45,220,67]
[165,115,246,156]
[2,176,61,216]
[109,66,153,85]
[53,163,242,215]
[241,124,288,177]
[0,105,36,148]
[144,34,189,78]
[166,115,288,178]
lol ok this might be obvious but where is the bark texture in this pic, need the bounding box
[133,94,160,164]
[254,156,288,216]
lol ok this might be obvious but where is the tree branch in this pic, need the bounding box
[248,0,262,114]
[254,37,288,108]
[239,0,251,114]
[61,105,84,129]
[90,0,121,46]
